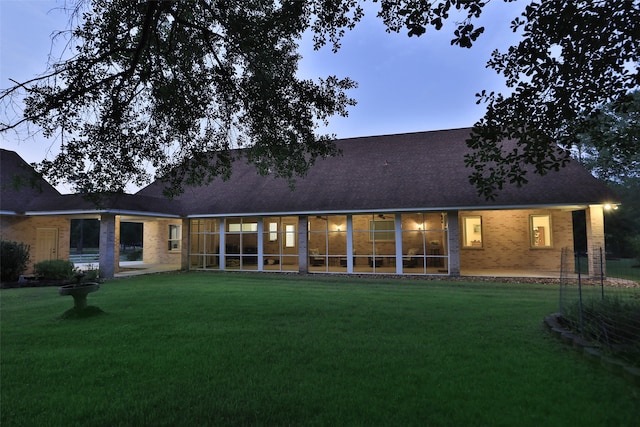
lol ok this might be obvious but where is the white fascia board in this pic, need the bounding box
[185,203,590,218]
[23,209,181,218]
[0,210,19,215]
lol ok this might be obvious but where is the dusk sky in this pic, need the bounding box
[1,0,525,190]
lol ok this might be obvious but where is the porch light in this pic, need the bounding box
[603,203,619,211]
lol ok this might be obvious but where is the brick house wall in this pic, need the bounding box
[143,218,183,265]
[1,215,71,274]
[459,209,574,274]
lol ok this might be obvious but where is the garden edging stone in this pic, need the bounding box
[544,313,640,387]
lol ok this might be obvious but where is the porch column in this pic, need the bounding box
[181,218,190,271]
[298,215,308,273]
[447,211,461,276]
[346,215,354,273]
[219,218,226,271]
[585,205,606,278]
[99,213,117,279]
[257,220,264,271]
[395,215,403,274]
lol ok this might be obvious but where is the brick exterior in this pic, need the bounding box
[143,219,183,265]
[586,205,606,277]
[0,207,588,278]
[1,215,70,274]
[459,209,574,274]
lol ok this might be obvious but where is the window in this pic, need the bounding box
[369,219,395,241]
[269,222,278,241]
[462,216,483,248]
[168,224,181,251]
[530,215,552,247]
[285,224,296,248]
[228,222,257,232]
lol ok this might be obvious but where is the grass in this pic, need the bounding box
[607,258,640,282]
[575,257,640,283]
[1,273,639,426]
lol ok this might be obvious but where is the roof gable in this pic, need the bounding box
[0,149,61,213]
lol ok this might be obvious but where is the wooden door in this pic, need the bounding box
[35,228,59,263]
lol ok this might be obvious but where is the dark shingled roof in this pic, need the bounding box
[1,149,179,216]
[136,128,618,216]
[24,192,183,216]
[0,149,61,214]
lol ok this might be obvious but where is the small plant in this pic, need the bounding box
[126,249,143,261]
[33,259,75,281]
[0,241,31,282]
[79,265,101,282]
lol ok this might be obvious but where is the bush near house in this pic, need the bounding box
[33,259,75,281]
[0,241,30,282]
[125,249,143,261]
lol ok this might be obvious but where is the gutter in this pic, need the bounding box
[22,209,182,218]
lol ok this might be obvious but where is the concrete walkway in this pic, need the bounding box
[74,261,182,278]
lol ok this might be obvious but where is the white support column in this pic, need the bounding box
[446,211,460,276]
[298,215,309,273]
[346,215,354,273]
[395,214,403,274]
[99,213,116,279]
[257,219,264,271]
[219,218,226,271]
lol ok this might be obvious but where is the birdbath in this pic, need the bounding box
[58,272,100,311]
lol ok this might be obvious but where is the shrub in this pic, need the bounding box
[126,249,143,261]
[33,259,75,281]
[0,241,30,282]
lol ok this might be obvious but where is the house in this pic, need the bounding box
[0,128,617,279]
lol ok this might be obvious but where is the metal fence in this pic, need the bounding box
[559,247,640,365]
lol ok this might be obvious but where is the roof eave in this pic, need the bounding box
[23,209,182,218]
[185,202,602,218]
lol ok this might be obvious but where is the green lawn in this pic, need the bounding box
[574,257,640,283]
[1,273,638,426]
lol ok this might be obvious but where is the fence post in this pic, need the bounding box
[599,246,605,300]
[559,247,567,315]
[576,251,584,333]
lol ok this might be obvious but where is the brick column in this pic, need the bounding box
[298,215,308,273]
[585,205,606,278]
[99,213,117,279]
[447,211,461,276]
[181,218,190,271]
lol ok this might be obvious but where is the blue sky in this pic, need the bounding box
[1,0,524,182]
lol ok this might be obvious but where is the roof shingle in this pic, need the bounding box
[136,128,617,216]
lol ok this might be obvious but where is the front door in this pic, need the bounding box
[35,228,59,263]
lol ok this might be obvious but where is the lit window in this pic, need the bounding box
[530,215,552,247]
[285,224,296,248]
[269,222,278,241]
[168,224,181,251]
[462,216,483,248]
[228,222,257,232]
